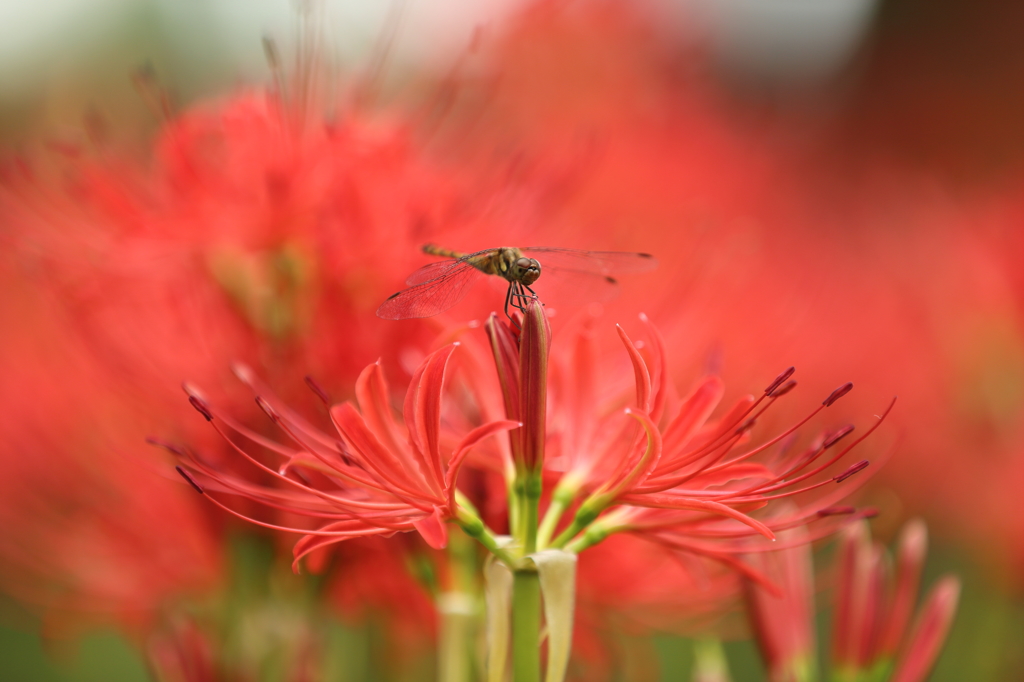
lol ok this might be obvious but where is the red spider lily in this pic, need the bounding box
[166,345,518,570]
[742,519,960,682]
[480,301,891,591]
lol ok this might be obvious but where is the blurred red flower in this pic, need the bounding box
[743,519,960,682]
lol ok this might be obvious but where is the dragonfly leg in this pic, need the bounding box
[514,283,534,311]
[511,284,540,311]
[503,284,514,320]
[506,281,535,326]
[523,284,541,304]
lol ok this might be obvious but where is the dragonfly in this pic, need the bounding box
[377,244,658,320]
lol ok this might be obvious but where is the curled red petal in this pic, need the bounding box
[355,361,407,461]
[606,408,663,496]
[444,419,521,510]
[412,506,450,550]
[881,519,928,658]
[620,493,776,541]
[890,577,961,682]
[616,324,652,413]
[331,402,431,503]
[403,344,459,493]
[638,312,670,422]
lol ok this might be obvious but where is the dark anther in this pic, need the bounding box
[304,376,330,405]
[175,466,205,494]
[336,441,357,468]
[834,459,869,483]
[255,396,278,421]
[189,395,213,421]
[769,380,797,398]
[735,418,756,435]
[823,425,855,449]
[145,437,186,458]
[765,367,796,395]
[823,382,854,407]
[816,506,856,517]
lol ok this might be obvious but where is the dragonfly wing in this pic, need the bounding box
[522,247,658,275]
[532,268,620,308]
[405,259,462,286]
[377,264,484,320]
[405,248,498,285]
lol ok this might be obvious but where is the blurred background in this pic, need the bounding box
[1,0,1022,680]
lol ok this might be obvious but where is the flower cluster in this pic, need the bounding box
[744,519,960,682]
[169,299,890,600]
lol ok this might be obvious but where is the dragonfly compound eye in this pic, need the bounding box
[517,258,541,285]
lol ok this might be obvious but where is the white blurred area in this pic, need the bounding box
[0,0,523,100]
[0,0,879,102]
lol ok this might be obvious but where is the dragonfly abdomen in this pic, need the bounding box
[422,244,466,259]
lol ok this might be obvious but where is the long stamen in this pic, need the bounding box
[733,398,895,500]
[202,409,429,512]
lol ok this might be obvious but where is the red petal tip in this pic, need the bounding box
[231,362,255,383]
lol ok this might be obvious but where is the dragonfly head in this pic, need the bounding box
[515,257,541,286]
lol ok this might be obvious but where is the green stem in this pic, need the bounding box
[692,638,730,682]
[537,474,582,550]
[438,592,474,682]
[563,510,628,554]
[550,518,586,550]
[515,469,542,555]
[458,522,517,568]
[524,479,540,556]
[550,493,608,549]
[438,529,477,682]
[563,523,611,554]
[456,501,518,567]
[537,498,567,551]
[507,467,520,542]
[512,569,542,682]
